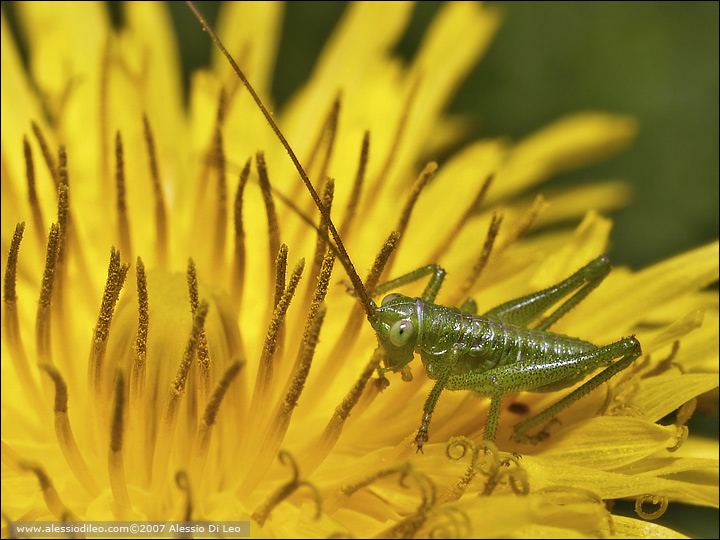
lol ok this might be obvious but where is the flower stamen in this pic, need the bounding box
[231,158,251,307]
[312,346,385,472]
[114,132,132,258]
[3,223,43,407]
[191,359,244,484]
[38,364,99,497]
[175,471,193,521]
[447,211,503,307]
[287,95,340,208]
[142,115,169,269]
[383,162,437,278]
[315,231,399,390]
[88,248,129,400]
[635,493,669,520]
[241,304,327,497]
[211,99,228,277]
[302,179,335,311]
[338,131,370,240]
[18,462,78,520]
[129,257,148,467]
[30,121,58,188]
[363,75,421,212]
[23,136,46,248]
[251,451,321,526]
[36,223,60,366]
[150,300,209,490]
[109,369,131,511]
[251,256,304,416]
[256,151,281,297]
[428,174,494,264]
[495,193,547,256]
[187,259,211,411]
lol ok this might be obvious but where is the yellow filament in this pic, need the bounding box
[39,364,99,497]
[109,370,131,510]
[23,136,46,248]
[231,158,251,307]
[19,462,78,520]
[31,121,58,187]
[114,132,133,258]
[142,115,168,269]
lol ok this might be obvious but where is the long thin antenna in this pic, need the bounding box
[185,1,375,320]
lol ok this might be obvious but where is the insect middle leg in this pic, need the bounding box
[414,345,460,452]
[444,335,642,443]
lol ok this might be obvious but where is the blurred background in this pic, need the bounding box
[166,1,718,271]
[6,1,718,537]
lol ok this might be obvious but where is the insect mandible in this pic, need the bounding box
[187,2,643,452]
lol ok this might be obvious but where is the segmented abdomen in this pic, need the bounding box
[416,300,596,375]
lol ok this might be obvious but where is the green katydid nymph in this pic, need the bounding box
[187,1,642,453]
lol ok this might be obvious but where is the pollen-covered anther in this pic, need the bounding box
[4,223,26,360]
[36,223,60,365]
[191,359,244,483]
[187,259,211,405]
[281,304,327,419]
[129,256,148,413]
[88,248,129,398]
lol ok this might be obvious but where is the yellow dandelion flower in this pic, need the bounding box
[2,2,717,539]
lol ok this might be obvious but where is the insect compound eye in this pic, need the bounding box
[381,293,403,307]
[389,319,414,347]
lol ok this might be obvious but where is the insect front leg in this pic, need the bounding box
[372,264,446,302]
[414,345,460,452]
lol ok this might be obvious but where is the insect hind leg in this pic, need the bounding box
[482,255,611,330]
[513,335,642,444]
